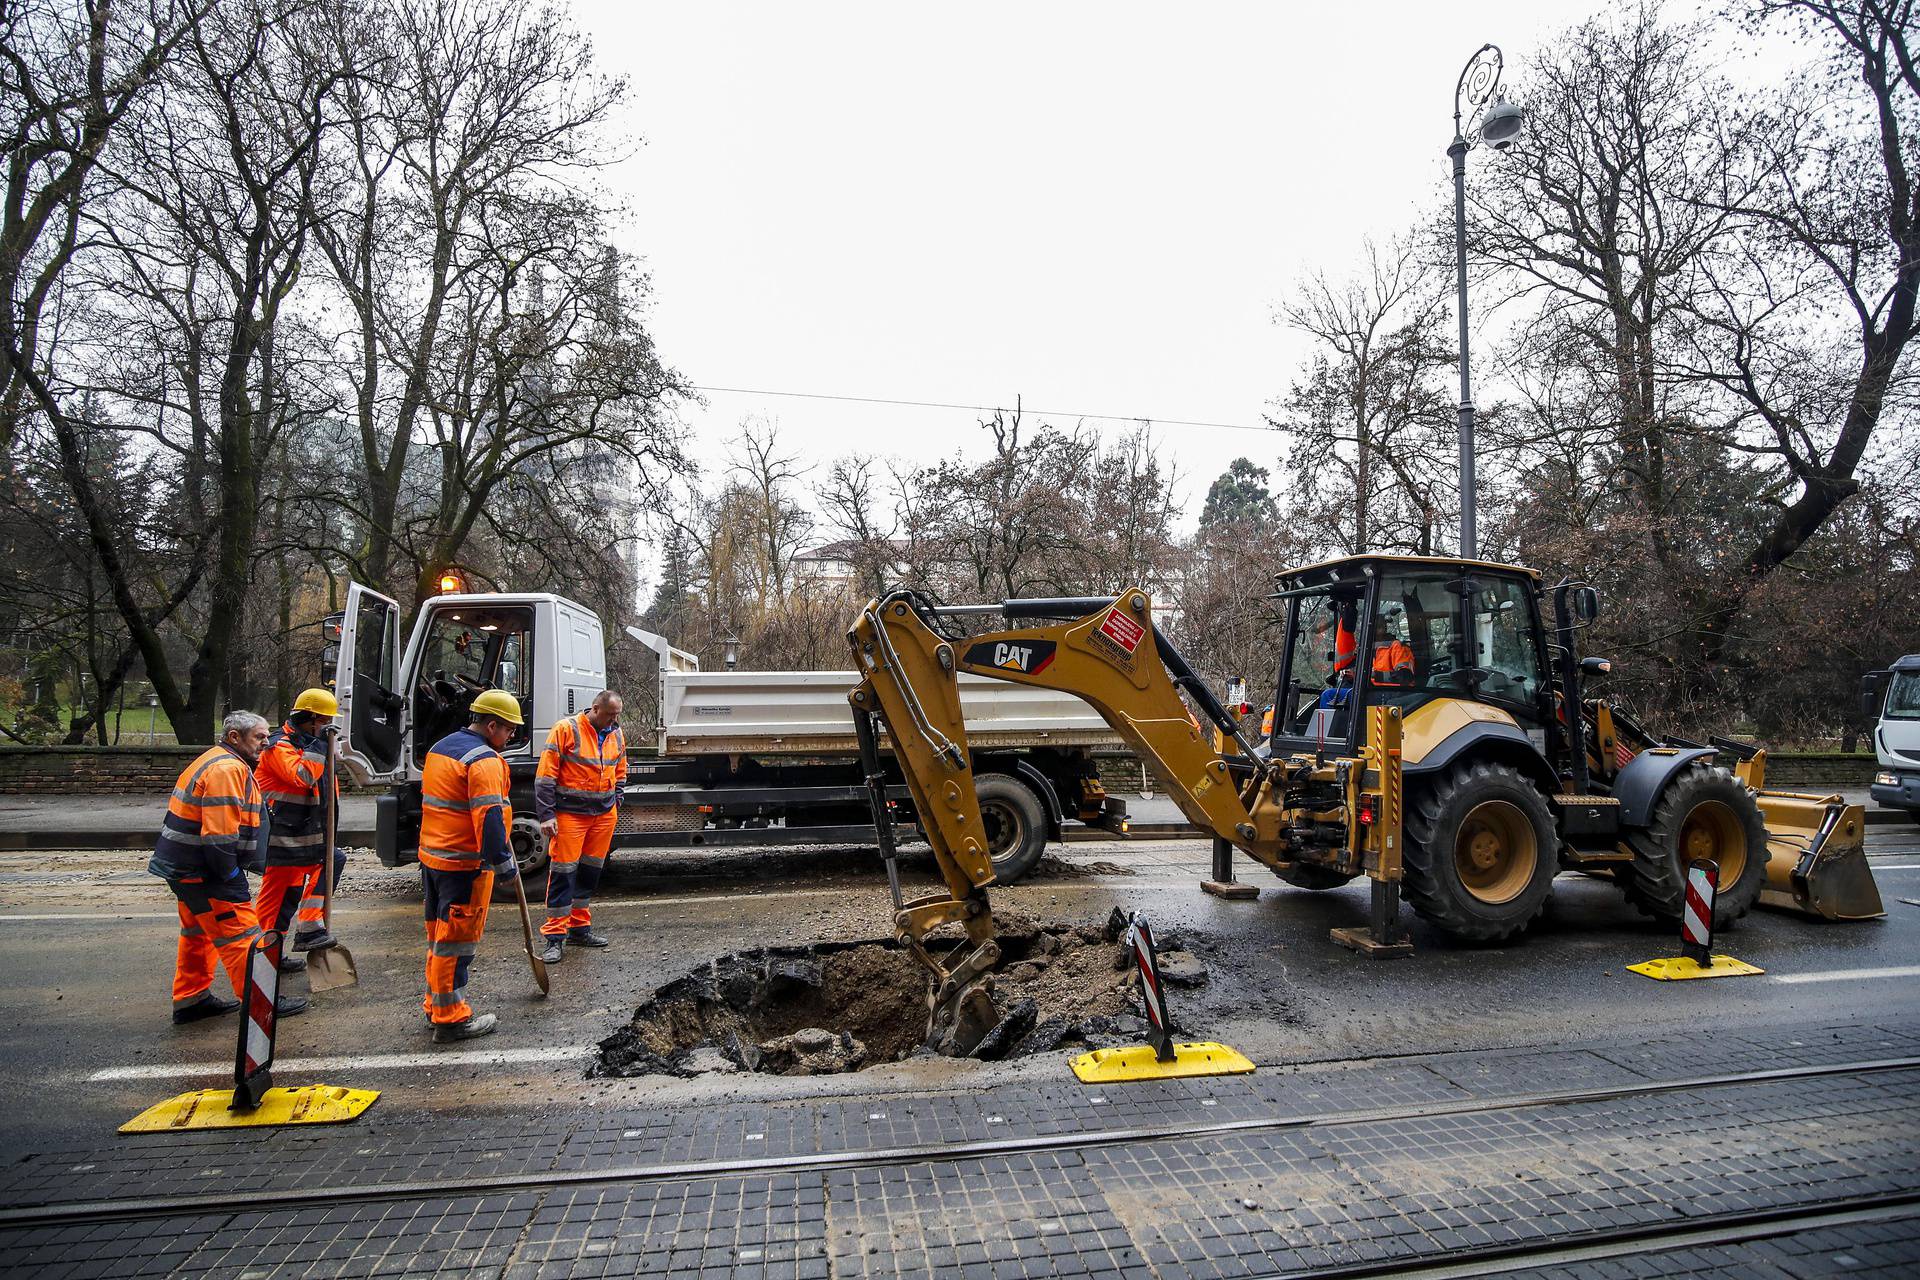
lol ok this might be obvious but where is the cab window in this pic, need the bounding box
[412,604,535,762]
[1275,587,1365,744]
[1367,571,1543,724]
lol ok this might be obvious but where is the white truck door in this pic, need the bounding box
[335,582,407,785]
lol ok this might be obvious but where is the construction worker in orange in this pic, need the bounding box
[148,710,308,1024]
[419,689,523,1042]
[254,688,348,975]
[535,689,628,965]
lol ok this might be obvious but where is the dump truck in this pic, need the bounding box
[327,582,1127,882]
[846,557,1884,1054]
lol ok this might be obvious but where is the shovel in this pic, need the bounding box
[508,868,550,996]
[305,727,359,991]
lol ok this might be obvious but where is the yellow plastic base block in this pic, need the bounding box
[120,1084,379,1133]
[1070,1041,1255,1083]
[1627,954,1766,981]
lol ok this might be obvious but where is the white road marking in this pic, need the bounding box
[1772,965,1920,985]
[89,1045,586,1082]
[1865,863,1920,870]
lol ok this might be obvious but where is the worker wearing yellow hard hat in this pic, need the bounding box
[416,689,523,1042]
[254,687,346,979]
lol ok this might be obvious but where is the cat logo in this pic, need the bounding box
[963,638,1056,675]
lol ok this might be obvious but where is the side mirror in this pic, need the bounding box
[1573,587,1600,622]
[1862,671,1889,720]
[1580,656,1612,677]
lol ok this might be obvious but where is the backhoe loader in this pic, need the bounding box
[847,555,1883,1055]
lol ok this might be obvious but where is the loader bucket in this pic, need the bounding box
[1755,792,1884,920]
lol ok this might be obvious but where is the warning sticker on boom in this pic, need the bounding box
[1097,607,1146,654]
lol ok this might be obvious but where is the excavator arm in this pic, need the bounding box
[847,587,1405,1053]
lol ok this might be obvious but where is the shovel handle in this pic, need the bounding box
[509,866,549,996]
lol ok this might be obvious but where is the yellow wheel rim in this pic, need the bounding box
[1454,800,1538,905]
[1679,800,1745,885]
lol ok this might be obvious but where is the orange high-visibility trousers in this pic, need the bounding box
[169,877,263,1011]
[541,809,616,937]
[422,865,494,1025]
[255,848,347,940]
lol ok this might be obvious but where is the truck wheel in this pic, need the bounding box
[1403,760,1557,942]
[978,773,1048,883]
[1274,863,1357,891]
[1622,763,1768,928]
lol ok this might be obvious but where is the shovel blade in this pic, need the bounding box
[306,943,358,991]
[528,953,549,996]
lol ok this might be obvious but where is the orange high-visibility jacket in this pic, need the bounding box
[150,745,267,882]
[1371,639,1415,685]
[255,722,337,866]
[534,712,627,822]
[419,728,514,872]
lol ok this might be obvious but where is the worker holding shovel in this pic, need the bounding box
[418,690,528,1042]
[254,689,349,974]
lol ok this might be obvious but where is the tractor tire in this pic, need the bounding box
[978,773,1048,883]
[1274,863,1357,891]
[1622,763,1769,928]
[1403,760,1558,942]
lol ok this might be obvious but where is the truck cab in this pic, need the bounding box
[1866,655,1920,821]
[333,582,609,868]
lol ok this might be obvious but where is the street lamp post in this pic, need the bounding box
[1448,43,1523,560]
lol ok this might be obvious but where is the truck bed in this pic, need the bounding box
[661,669,1121,755]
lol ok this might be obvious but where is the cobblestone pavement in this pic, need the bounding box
[3,1019,1918,1279]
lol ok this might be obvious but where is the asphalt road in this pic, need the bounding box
[0,819,1915,1157]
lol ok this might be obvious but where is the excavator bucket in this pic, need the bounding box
[1755,792,1884,921]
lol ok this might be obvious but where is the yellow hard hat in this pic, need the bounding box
[293,687,340,718]
[469,688,524,726]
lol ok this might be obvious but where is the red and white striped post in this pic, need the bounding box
[230,935,282,1111]
[1681,859,1717,968]
[1127,913,1176,1063]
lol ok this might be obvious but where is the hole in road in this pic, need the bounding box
[591,914,1212,1078]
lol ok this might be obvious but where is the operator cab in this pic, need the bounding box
[1267,555,1553,756]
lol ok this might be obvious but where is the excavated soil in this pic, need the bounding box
[593,911,1205,1078]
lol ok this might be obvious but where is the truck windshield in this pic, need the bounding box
[1888,671,1920,721]
[413,604,535,760]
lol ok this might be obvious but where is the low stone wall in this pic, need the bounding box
[1760,752,1880,789]
[0,745,204,794]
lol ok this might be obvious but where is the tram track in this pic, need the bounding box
[1273,1192,1920,1278]
[4,1054,1916,1232]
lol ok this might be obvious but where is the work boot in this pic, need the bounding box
[172,993,240,1025]
[432,1012,498,1043]
[278,952,308,974]
[275,994,310,1017]
[539,938,565,965]
[567,928,610,949]
[292,929,334,952]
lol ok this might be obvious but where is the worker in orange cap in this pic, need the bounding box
[418,689,522,1041]
[254,688,348,973]
[150,710,307,1023]
[534,689,627,965]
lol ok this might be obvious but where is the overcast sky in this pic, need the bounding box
[569,1,1733,553]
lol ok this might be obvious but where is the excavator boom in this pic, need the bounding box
[847,587,1408,1053]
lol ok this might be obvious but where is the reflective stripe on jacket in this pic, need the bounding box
[534,713,627,821]
[419,728,515,873]
[150,745,267,882]
[255,723,337,865]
